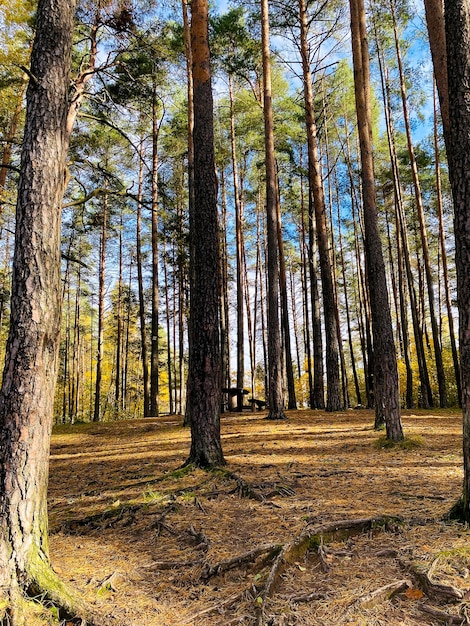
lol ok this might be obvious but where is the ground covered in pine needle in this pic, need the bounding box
[48,408,470,625]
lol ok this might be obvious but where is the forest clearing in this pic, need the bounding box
[47,408,469,626]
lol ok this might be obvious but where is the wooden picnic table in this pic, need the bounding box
[222,387,249,412]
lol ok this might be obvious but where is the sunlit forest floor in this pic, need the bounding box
[48,408,470,625]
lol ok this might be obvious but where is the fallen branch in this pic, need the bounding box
[357,580,410,608]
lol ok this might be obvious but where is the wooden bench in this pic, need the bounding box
[248,398,267,412]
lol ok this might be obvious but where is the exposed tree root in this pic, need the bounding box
[219,469,265,501]
[398,558,465,602]
[201,543,282,581]
[254,515,402,625]
[357,579,410,608]
[63,503,142,534]
[181,591,246,624]
[418,604,468,625]
[0,558,114,626]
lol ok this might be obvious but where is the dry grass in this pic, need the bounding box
[47,408,470,625]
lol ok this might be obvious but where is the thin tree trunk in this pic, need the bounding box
[299,0,341,411]
[277,192,297,409]
[391,0,447,407]
[349,0,404,439]
[93,182,108,423]
[150,83,160,416]
[433,81,461,404]
[261,0,286,419]
[383,63,433,408]
[115,209,123,413]
[136,141,150,416]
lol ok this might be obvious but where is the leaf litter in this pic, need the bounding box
[48,408,470,625]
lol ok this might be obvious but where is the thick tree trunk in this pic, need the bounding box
[424,0,449,136]
[185,0,225,466]
[444,0,470,521]
[0,0,93,621]
[349,0,404,440]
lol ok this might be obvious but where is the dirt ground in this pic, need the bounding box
[47,408,470,625]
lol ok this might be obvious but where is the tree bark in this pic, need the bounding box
[0,0,93,620]
[444,0,470,521]
[391,0,447,407]
[299,0,341,411]
[261,0,287,420]
[349,0,404,440]
[185,0,225,466]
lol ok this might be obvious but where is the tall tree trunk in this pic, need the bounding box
[433,82,461,404]
[163,240,174,414]
[150,82,160,416]
[391,0,447,407]
[444,0,470,521]
[277,193,297,409]
[424,0,449,136]
[0,77,27,225]
[349,0,404,440]
[115,209,123,413]
[185,0,225,466]
[382,62,433,408]
[93,182,108,423]
[136,141,150,416]
[0,0,93,619]
[229,76,245,391]
[299,0,341,411]
[261,0,286,419]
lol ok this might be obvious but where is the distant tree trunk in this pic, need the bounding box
[0,77,27,224]
[261,0,287,420]
[229,75,245,391]
[115,209,124,413]
[337,188,362,406]
[219,170,231,393]
[433,82,461,403]
[277,196,297,409]
[308,194,325,409]
[382,63,433,408]
[444,0,470,521]
[0,0,93,618]
[136,141,150,416]
[299,0,341,411]
[163,240,174,414]
[150,81,160,417]
[93,183,108,423]
[185,0,225,466]
[391,0,447,407]
[349,0,404,439]
[299,168,314,406]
